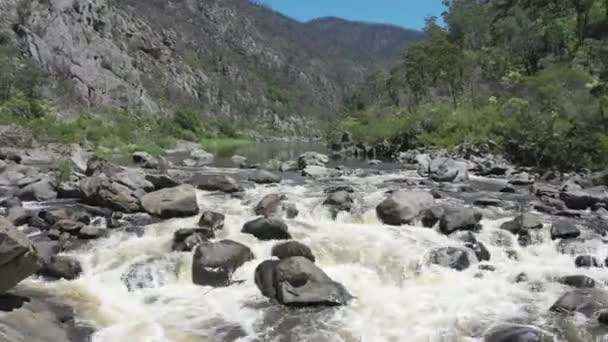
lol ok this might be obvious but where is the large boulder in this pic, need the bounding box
[550,221,580,240]
[560,186,608,210]
[256,256,352,306]
[192,240,254,287]
[550,288,608,317]
[484,324,547,342]
[85,156,122,177]
[145,174,180,190]
[242,217,292,240]
[415,154,432,177]
[132,151,160,169]
[197,175,240,193]
[271,241,316,262]
[298,152,329,170]
[0,227,41,292]
[428,247,475,271]
[376,191,434,226]
[79,176,141,213]
[16,177,57,202]
[428,158,469,182]
[279,161,298,172]
[439,207,482,235]
[509,172,535,185]
[111,170,155,194]
[249,170,281,184]
[141,184,199,218]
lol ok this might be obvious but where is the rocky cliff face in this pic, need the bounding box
[0,0,422,131]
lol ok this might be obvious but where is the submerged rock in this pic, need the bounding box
[550,288,608,317]
[122,257,179,291]
[574,255,600,268]
[484,324,547,342]
[323,190,353,216]
[500,213,543,235]
[141,184,199,218]
[37,256,82,280]
[192,240,254,287]
[172,228,215,252]
[242,217,291,240]
[376,190,434,226]
[271,241,316,262]
[198,211,225,230]
[428,247,475,271]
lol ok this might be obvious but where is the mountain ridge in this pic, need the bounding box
[0,0,422,133]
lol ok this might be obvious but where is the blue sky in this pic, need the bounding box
[260,0,446,30]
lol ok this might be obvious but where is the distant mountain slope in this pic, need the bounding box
[0,0,422,132]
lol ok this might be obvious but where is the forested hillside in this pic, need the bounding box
[341,0,608,170]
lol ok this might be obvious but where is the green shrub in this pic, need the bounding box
[54,159,73,183]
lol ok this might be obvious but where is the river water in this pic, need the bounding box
[18,166,608,341]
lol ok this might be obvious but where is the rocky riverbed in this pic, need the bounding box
[1,142,608,341]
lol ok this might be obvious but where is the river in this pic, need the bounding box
[17,161,608,341]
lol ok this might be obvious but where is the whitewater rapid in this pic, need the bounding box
[20,169,608,341]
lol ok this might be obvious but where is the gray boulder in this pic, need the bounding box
[550,288,608,317]
[80,176,141,213]
[298,152,329,170]
[258,256,352,306]
[198,211,225,230]
[261,159,282,171]
[17,177,57,201]
[188,149,215,166]
[301,166,340,178]
[415,154,432,177]
[483,324,546,342]
[37,255,82,280]
[439,207,482,235]
[249,170,281,184]
[231,155,248,168]
[112,170,155,193]
[242,217,292,240]
[428,158,469,182]
[141,184,199,218]
[0,227,41,292]
[500,214,543,235]
[428,247,475,271]
[145,174,180,190]
[197,175,240,193]
[550,221,580,240]
[192,240,254,287]
[560,186,608,210]
[254,194,299,219]
[271,241,316,262]
[558,275,596,288]
[376,190,434,226]
[509,172,535,185]
[255,260,280,298]
[132,151,160,169]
